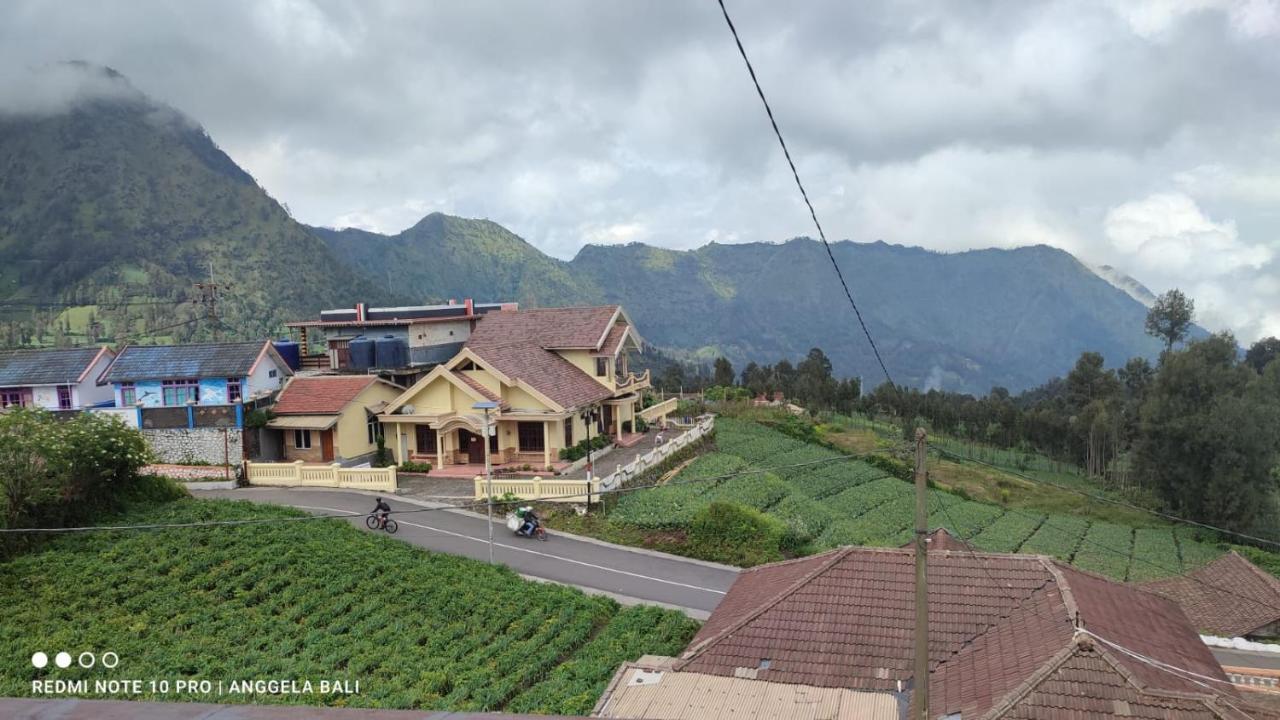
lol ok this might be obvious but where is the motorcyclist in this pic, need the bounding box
[373,497,392,529]
[515,505,540,537]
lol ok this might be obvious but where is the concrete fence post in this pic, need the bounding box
[293,459,304,483]
[533,476,542,500]
[474,476,483,500]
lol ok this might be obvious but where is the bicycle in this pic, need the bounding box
[366,513,398,534]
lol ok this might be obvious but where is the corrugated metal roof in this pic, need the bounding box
[598,664,898,720]
[101,342,276,383]
[0,346,107,386]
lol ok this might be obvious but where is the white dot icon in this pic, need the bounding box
[31,652,48,669]
[55,652,72,669]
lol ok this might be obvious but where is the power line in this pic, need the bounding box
[930,445,1280,551]
[714,0,896,390]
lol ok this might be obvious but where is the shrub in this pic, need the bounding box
[399,461,433,474]
[243,408,274,429]
[558,435,611,462]
[687,502,785,566]
[635,417,648,433]
[863,453,912,481]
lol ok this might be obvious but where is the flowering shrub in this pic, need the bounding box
[0,408,150,536]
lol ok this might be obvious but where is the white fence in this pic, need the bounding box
[470,415,714,503]
[246,461,397,492]
[599,415,714,492]
[473,476,603,503]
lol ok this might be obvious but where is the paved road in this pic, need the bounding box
[194,487,1273,673]
[195,487,737,617]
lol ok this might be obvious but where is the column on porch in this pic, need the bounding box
[614,404,622,436]
[543,420,551,469]
[436,430,446,469]
[396,422,407,464]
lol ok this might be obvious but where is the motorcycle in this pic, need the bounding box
[506,512,548,541]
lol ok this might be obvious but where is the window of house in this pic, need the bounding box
[415,425,437,454]
[161,379,199,406]
[564,419,573,448]
[226,378,242,403]
[57,385,73,410]
[268,369,278,378]
[517,421,545,452]
[489,428,499,453]
[367,415,382,445]
[595,357,608,377]
[120,382,136,406]
[0,389,23,408]
[294,429,312,449]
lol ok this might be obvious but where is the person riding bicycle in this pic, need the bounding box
[373,497,391,529]
[515,505,540,537]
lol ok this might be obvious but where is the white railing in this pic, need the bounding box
[473,475,602,503]
[638,397,678,423]
[598,415,714,492]
[246,461,397,492]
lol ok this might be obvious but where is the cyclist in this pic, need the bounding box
[372,497,392,529]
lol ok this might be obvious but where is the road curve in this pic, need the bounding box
[193,487,1268,673]
[194,487,738,616]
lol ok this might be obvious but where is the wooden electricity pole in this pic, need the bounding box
[913,427,929,720]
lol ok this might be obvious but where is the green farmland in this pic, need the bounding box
[608,417,1229,581]
[0,498,697,714]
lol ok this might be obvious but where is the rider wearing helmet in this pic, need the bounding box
[373,497,392,529]
[515,505,540,537]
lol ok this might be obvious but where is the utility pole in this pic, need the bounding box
[193,261,233,342]
[913,427,929,720]
[473,401,499,563]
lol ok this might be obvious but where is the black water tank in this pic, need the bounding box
[374,335,409,369]
[348,336,375,371]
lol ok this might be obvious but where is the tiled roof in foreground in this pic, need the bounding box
[678,544,1251,720]
[1142,551,1280,638]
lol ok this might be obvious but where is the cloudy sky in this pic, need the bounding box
[2,0,1279,342]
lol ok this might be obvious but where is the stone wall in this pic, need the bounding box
[142,428,243,466]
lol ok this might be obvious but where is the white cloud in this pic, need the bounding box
[1104,192,1271,275]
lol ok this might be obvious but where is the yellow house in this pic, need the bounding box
[268,375,404,465]
[380,305,649,472]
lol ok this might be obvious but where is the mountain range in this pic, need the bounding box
[0,64,1172,393]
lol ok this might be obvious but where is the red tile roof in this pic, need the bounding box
[594,324,631,357]
[464,307,625,410]
[1142,552,1280,638]
[679,545,1243,719]
[272,376,378,415]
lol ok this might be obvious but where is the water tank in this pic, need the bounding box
[273,339,301,370]
[348,336,375,371]
[375,335,409,369]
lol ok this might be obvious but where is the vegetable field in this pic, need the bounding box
[620,417,1230,581]
[0,498,697,712]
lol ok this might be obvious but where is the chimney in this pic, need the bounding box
[464,298,474,315]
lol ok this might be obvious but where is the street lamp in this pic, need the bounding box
[473,400,500,564]
[580,406,598,505]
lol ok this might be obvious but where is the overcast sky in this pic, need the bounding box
[2,0,1279,342]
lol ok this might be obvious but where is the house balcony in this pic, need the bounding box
[614,369,650,394]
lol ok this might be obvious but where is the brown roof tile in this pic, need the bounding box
[594,324,631,357]
[465,307,624,410]
[680,545,1242,719]
[272,376,378,415]
[452,371,502,404]
[1142,552,1280,638]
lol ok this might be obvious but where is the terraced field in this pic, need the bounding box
[613,417,1231,581]
[0,498,698,714]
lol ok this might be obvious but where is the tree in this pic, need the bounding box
[1145,289,1195,352]
[1246,337,1280,374]
[712,357,735,387]
[1134,333,1280,533]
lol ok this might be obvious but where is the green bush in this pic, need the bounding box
[635,417,649,433]
[862,453,912,481]
[687,502,785,566]
[399,461,433,474]
[558,435,611,462]
[1,408,151,538]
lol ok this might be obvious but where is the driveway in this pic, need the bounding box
[193,487,737,617]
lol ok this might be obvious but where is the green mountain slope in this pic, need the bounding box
[313,213,599,307]
[0,63,388,345]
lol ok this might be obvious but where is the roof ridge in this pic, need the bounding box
[931,575,1064,677]
[977,638,1082,720]
[675,547,856,667]
[1222,549,1280,594]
